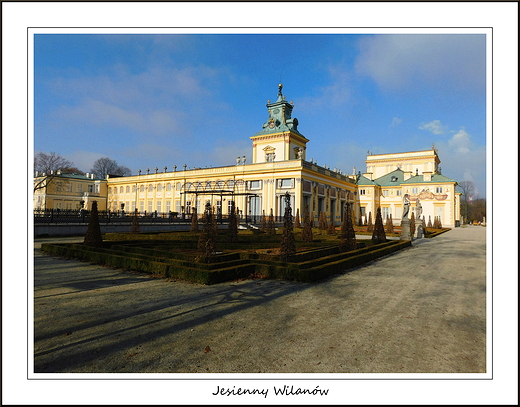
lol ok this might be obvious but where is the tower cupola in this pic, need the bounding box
[250,84,309,163]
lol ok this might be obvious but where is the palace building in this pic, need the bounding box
[34,84,461,228]
[33,171,107,211]
[358,149,461,228]
[105,84,358,226]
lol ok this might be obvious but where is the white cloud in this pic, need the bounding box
[419,119,447,135]
[390,117,402,127]
[448,127,471,153]
[355,34,486,92]
[298,65,352,111]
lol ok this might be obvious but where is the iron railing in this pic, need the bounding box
[33,209,277,225]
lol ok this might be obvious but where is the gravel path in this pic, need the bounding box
[33,226,486,373]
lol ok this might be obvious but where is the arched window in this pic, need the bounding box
[132,185,136,192]
[157,184,163,192]
[119,186,124,193]
[166,183,172,191]
[108,187,112,194]
[148,184,153,192]
[140,185,145,192]
[126,186,130,193]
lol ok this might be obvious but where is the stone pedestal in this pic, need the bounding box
[400,219,412,240]
[416,224,423,238]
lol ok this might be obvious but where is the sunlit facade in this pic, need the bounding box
[33,84,461,228]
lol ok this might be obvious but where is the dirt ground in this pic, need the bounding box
[33,226,486,374]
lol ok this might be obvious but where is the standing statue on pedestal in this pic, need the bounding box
[415,198,422,219]
[400,194,412,240]
[402,194,410,219]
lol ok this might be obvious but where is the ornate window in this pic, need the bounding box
[278,178,294,188]
[249,180,262,190]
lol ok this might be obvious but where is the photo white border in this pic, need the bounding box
[3,1,517,405]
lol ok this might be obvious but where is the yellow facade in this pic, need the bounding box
[358,148,461,228]
[33,171,107,211]
[107,160,357,225]
[33,86,461,229]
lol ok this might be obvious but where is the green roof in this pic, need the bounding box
[373,169,406,186]
[402,173,457,184]
[355,174,377,185]
[356,169,457,187]
[36,172,102,181]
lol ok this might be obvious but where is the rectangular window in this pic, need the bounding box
[412,187,418,194]
[228,200,235,214]
[148,201,153,213]
[175,200,181,214]
[383,190,389,196]
[249,180,262,189]
[278,178,294,188]
[382,207,390,219]
[186,201,192,214]
[157,201,161,213]
[77,184,83,192]
[139,201,144,212]
[166,201,171,213]
[359,189,366,195]
[132,201,136,212]
[436,187,443,193]
[396,190,402,196]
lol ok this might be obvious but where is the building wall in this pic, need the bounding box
[358,147,459,228]
[34,174,107,210]
[106,160,357,225]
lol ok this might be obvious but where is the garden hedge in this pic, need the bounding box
[41,238,411,285]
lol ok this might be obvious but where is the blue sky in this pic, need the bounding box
[33,33,487,197]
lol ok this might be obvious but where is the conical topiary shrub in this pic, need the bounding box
[84,201,103,247]
[371,206,387,244]
[190,207,199,232]
[339,204,357,252]
[301,206,313,243]
[327,216,337,235]
[294,208,301,229]
[367,211,373,232]
[227,200,238,242]
[130,208,140,234]
[267,208,276,235]
[280,193,296,262]
[410,211,416,236]
[386,213,395,234]
[196,203,217,263]
[427,215,433,228]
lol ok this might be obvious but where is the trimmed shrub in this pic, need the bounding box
[84,201,103,247]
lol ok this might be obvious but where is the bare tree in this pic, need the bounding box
[34,151,74,174]
[90,157,132,179]
[33,152,77,192]
[457,180,475,223]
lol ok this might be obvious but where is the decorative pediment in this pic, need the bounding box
[263,145,276,153]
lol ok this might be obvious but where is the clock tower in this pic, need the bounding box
[250,84,309,163]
